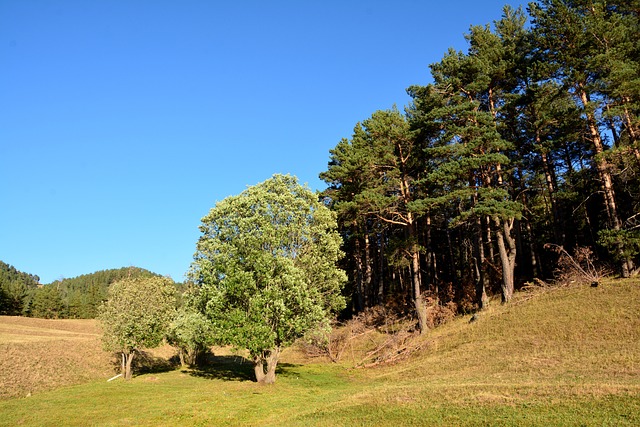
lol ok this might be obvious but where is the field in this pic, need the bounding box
[0,279,639,426]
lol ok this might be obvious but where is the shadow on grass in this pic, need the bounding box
[109,351,178,377]
[187,353,301,382]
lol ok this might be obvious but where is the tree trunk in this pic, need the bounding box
[353,227,364,313]
[123,350,135,380]
[253,357,265,383]
[405,212,428,334]
[178,349,186,368]
[475,216,488,310]
[264,348,280,384]
[540,147,562,244]
[377,236,385,304]
[254,348,280,384]
[446,228,458,286]
[424,213,438,297]
[525,218,541,278]
[495,218,517,303]
[186,348,199,367]
[364,232,373,307]
[411,247,428,334]
[579,88,630,277]
[485,217,495,262]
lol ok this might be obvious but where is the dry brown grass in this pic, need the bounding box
[0,316,114,399]
[291,277,640,406]
[361,278,640,400]
[0,316,186,400]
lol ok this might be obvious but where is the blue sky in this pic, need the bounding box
[1,0,528,284]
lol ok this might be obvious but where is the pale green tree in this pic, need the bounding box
[98,276,176,380]
[190,174,346,384]
[165,307,214,367]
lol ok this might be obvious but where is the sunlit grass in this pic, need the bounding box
[1,364,637,426]
[1,279,638,426]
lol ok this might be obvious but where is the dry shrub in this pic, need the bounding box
[453,281,477,314]
[356,329,428,368]
[354,304,406,332]
[302,291,460,367]
[425,297,457,329]
[301,302,435,366]
[300,316,371,363]
[545,244,611,285]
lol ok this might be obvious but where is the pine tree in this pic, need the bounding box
[530,0,634,276]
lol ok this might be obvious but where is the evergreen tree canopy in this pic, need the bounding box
[0,261,40,316]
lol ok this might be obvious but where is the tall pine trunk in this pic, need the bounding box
[495,218,517,303]
[475,217,489,310]
[353,223,365,313]
[408,215,428,333]
[539,145,562,244]
[579,87,631,277]
[364,231,373,307]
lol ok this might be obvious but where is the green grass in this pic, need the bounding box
[1,279,639,426]
[1,366,637,426]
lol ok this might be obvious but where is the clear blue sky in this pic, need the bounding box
[1,0,528,284]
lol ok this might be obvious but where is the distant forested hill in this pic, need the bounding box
[0,263,170,319]
[47,267,162,319]
[0,261,40,315]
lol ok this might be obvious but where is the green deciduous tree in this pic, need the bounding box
[190,174,346,384]
[165,307,214,367]
[98,276,176,380]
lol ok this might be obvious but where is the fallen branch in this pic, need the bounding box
[107,374,122,382]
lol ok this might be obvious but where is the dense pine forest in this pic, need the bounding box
[2,1,639,330]
[0,261,40,316]
[320,1,639,327]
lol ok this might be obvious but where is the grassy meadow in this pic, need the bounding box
[1,279,639,426]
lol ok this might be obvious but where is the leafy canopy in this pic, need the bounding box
[190,174,346,356]
[98,276,176,354]
[165,307,214,366]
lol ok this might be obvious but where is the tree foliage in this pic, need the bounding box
[0,261,40,316]
[190,174,346,383]
[54,267,162,319]
[98,276,176,380]
[165,306,214,367]
[1,264,165,319]
[30,285,66,319]
[322,1,640,325]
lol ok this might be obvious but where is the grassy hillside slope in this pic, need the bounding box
[0,279,638,426]
[0,316,112,399]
